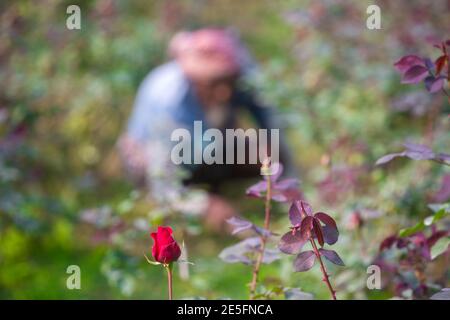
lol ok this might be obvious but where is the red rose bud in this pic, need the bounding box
[151,226,181,264]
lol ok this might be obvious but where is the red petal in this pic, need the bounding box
[159,242,182,264]
[156,226,175,246]
[150,232,159,261]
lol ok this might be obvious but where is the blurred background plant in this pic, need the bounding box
[0,0,448,299]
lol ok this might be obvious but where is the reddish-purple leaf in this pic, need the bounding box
[278,231,307,255]
[300,200,313,216]
[289,200,313,226]
[226,217,272,237]
[227,217,253,235]
[322,224,339,245]
[263,162,283,182]
[271,193,287,202]
[376,143,440,166]
[379,235,398,252]
[313,219,324,247]
[319,248,345,266]
[435,55,447,75]
[425,76,445,93]
[424,58,435,71]
[266,162,284,182]
[275,178,299,190]
[246,181,267,198]
[219,237,261,265]
[375,152,403,166]
[404,142,435,160]
[437,153,450,164]
[247,165,302,203]
[394,55,425,73]
[293,250,316,272]
[272,189,302,203]
[403,142,432,153]
[262,249,281,264]
[401,65,429,84]
[396,237,408,249]
[289,201,303,226]
[300,216,314,239]
[314,212,337,229]
[219,253,252,265]
[314,212,339,244]
[272,178,302,202]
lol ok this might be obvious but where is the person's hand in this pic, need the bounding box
[204,194,237,232]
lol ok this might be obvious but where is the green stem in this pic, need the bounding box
[166,264,173,300]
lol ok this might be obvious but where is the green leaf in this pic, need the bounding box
[432,208,449,222]
[399,221,425,237]
[399,203,449,238]
[431,237,450,260]
[143,254,161,266]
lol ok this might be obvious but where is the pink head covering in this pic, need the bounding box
[169,28,242,81]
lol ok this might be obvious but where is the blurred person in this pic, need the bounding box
[118,28,294,229]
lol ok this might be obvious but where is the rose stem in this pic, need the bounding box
[309,238,337,300]
[166,264,173,300]
[250,175,272,300]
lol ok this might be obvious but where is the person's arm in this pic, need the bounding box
[118,72,215,218]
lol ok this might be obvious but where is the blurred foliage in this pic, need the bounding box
[0,0,448,299]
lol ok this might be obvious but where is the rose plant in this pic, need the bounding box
[278,200,344,300]
[145,226,182,300]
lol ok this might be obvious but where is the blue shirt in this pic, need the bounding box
[121,61,294,211]
[127,61,274,146]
